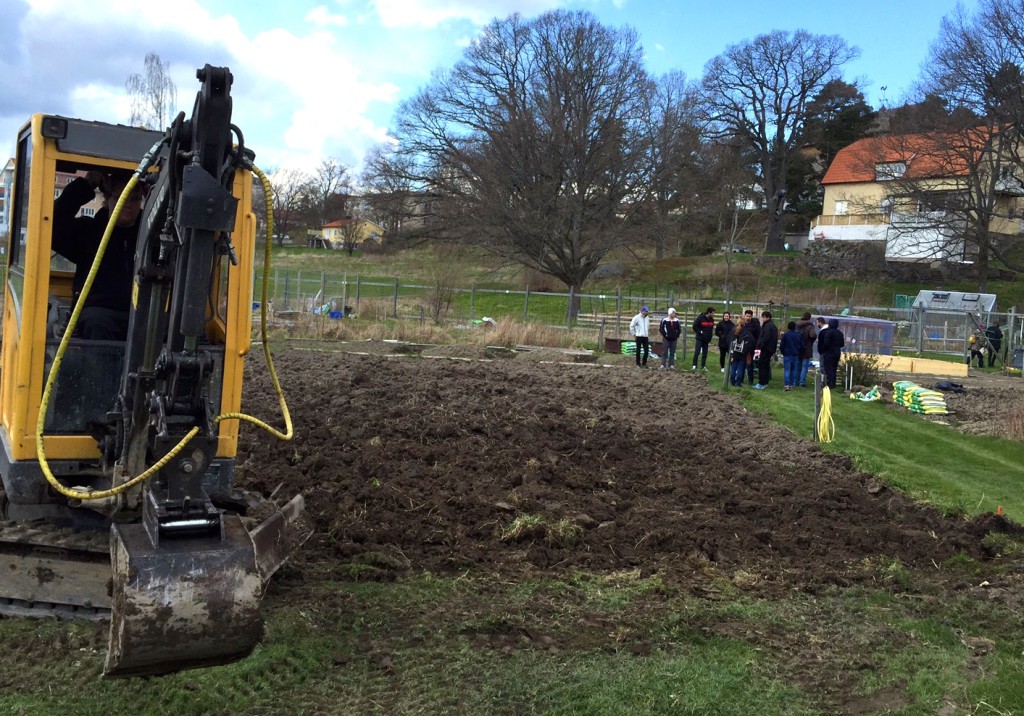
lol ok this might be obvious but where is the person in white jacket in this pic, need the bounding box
[629,306,651,367]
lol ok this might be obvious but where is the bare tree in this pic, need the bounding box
[390,10,651,293]
[126,52,178,130]
[635,71,707,259]
[698,30,860,252]
[335,220,363,255]
[266,168,309,245]
[304,158,351,230]
[892,0,1024,287]
[361,143,431,245]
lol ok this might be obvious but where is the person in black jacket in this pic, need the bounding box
[52,170,145,340]
[714,311,736,373]
[691,307,715,371]
[985,323,1003,367]
[818,317,845,389]
[659,307,683,369]
[742,309,760,385]
[753,311,779,389]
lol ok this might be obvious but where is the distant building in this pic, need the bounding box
[809,131,1024,262]
[312,218,385,249]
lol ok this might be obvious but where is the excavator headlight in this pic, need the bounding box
[41,116,68,139]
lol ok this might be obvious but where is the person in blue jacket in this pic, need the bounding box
[779,321,805,391]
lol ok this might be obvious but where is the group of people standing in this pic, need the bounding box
[630,306,847,390]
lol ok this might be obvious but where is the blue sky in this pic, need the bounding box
[0,0,977,177]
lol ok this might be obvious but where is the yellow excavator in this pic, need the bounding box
[0,65,308,676]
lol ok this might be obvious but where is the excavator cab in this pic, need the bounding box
[0,67,306,676]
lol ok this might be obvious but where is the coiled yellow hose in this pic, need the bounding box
[36,159,291,501]
[817,386,835,443]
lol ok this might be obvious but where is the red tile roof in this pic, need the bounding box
[822,130,991,185]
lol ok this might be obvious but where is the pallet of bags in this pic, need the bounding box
[892,381,948,415]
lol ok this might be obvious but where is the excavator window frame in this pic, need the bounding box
[7,130,32,327]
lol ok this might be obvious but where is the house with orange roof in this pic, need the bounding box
[809,129,1023,262]
[310,217,385,249]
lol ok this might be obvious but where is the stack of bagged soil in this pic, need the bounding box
[893,380,949,414]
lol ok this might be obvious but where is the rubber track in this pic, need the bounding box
[0,520,111,621]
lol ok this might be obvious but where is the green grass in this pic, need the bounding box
[735,383,1022,518]
[5,565,1024,715]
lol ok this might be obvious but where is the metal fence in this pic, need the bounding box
[254,267,1021,362]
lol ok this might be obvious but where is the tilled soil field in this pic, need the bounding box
[237,344,1020,594]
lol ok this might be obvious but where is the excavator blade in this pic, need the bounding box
[249,494,311,582]
[104,515,264,678]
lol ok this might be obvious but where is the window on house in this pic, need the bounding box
[834,200,848,215]
[875,162,906,181]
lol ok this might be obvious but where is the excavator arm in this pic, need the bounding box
[0,66,308,678]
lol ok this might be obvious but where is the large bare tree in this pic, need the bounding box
[698,30,859,252]
[126,52,178,130]
[898,0,1024,288]
[389,10,651,291]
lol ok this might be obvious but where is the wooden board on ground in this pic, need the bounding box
[853,354,969,377]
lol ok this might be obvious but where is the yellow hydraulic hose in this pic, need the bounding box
[817,386,835,443]
[36,158,291,501]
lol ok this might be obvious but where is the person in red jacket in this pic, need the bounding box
[691,307,715,371]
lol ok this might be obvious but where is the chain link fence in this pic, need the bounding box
[253,268,1021,365]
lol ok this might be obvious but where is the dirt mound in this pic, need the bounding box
[237,349,1007,592]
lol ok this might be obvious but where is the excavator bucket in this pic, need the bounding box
[104,516,264,677]
[103,495,311,677]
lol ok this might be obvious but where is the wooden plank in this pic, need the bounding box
[852,354,969,377]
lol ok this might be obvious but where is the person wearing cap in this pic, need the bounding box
[629,305,651,367]
[52,169,146,340]
[659,307,682,369]
[691,307,715,371]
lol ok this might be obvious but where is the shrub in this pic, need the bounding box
[842,352,883,387]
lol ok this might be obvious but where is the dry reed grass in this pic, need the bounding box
[1005,408,1024,441]
[260,312,600,350]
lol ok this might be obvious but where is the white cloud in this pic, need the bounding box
[3,0,402,173]
[305,5,350,27]
[371,0,561,28]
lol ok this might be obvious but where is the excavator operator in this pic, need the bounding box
[52,169,145,340]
